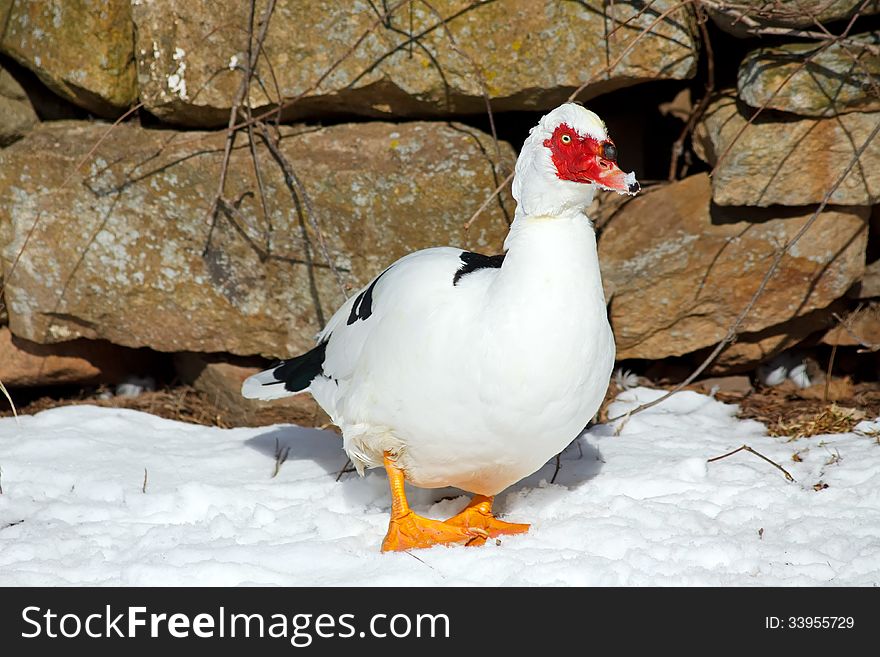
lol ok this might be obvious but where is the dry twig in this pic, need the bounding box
[463,171,514,231]
[336,458,356,482]
[273,437,291,478]
[832,308,880,353]
[0,380,16,422]
[551,453,562,485]
[203,0,276,247]
[668,5,714,180]
[707,444,795,482]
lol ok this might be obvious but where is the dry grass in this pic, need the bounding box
[0,384,340,430]
[765,404,867,441]
[0,386,234,427]
[714,382,879,441]
[856,426,880,445]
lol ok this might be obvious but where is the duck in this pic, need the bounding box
[242,103,639,551]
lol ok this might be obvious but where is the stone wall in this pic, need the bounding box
[1,1,878,421]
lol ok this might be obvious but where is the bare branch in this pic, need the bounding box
[0,380,16,422]
[203,0,276,249]
[707,444,795,482]
[550,453,562,484]
[668,6,714,180]
[832,308,880,352]
[463,171,514,231]
[336,458,356,482]
[273,437,290,478]
[824,342,838,402]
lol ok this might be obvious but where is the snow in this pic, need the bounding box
[1,387,879,586]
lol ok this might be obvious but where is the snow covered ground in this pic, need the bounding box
[1,387,879,586]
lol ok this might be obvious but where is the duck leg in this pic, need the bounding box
[381,453,488,552]
[444,495,530,538]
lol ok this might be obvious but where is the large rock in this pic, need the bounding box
[708,1,880,37]
[738,32,880,117]
[0,65,38,145]
[694,93,880,206]
[0,120,513,357]
[133,0,699,126]
[599,174,868,362]
[0,326,148,387]
[0,0,137,117]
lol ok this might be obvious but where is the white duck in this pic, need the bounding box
[243,103,639,551]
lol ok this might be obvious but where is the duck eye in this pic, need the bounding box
[560,134,571,144]
[601,142,617,161]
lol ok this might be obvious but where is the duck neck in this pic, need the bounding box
[492,208,608,317]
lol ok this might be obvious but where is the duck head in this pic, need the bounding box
[512,103,639,218]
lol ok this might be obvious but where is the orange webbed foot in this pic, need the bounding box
[382,511,488,552]
[444,495,530,539]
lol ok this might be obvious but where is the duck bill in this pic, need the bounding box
[593,163,640,195]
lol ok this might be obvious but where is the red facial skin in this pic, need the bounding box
[543,123,634,192]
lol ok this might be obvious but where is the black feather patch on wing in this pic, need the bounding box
[347,266,392,325]
[453,251,505,286]
[269,341,328,393]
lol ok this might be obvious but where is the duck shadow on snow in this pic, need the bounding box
[245,426,348,479]
[245,426,605,517]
